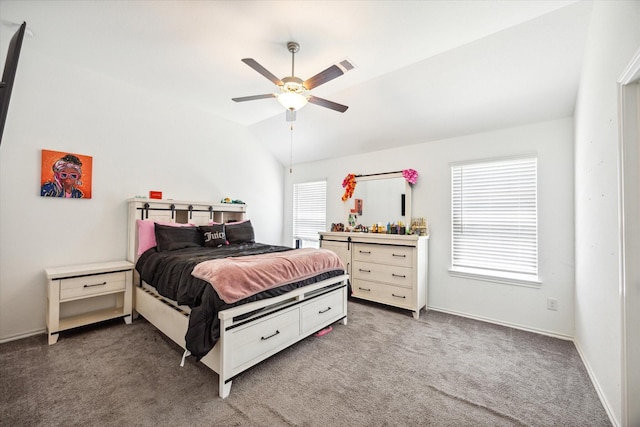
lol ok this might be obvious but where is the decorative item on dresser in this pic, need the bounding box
[320,232,428,319]
[45,260,134,345]
[127,198,348,399]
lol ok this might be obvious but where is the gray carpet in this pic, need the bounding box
[0,300,611,427]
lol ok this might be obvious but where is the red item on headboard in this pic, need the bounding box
[149,191,162,199]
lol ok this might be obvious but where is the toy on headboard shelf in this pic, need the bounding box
[221,197,245,204]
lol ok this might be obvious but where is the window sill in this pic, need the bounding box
[448,267,541,288]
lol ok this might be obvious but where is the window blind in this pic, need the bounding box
[293,180,327,244]
[451,157,538,279]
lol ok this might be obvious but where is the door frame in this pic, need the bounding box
[617,47,640,427]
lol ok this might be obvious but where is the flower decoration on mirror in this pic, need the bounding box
[341,173,357,201]
[402,169,418,185]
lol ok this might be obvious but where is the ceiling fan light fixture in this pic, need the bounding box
[233,41,350,120]
[277,91,308,111]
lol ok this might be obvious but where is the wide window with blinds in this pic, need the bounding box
[451,156,539,285]
[293,180,327,249]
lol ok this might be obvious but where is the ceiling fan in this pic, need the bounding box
[232,41,353,121]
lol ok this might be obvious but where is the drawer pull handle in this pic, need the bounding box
[392,254,406,258]
[392,274,406,278]
[359,250,371,254]
[358,287,371,292]
[319,307,332,314]
[83,282,107,288]
[392,293,406,299]
[261,330,280,341]
[359,269,371,273]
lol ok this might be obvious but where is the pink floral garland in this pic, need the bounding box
[402,169,418,184]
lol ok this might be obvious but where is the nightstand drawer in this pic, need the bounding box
[59,271,126,300]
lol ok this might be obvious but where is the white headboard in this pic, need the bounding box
[126,198,246,263]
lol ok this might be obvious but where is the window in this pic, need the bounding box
[293,180,327,249]
[451,156,539,285]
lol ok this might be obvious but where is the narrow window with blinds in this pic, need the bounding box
[293,180,327,249]
[451,156,539,285]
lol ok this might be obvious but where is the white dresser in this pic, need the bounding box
[320,232,428,319]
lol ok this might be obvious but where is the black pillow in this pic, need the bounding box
[199,224,227,248]
[154,223,202,251]
[225,220,255,244]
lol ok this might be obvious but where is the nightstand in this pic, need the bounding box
[45,260,134,345]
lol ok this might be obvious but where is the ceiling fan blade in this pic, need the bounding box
[308,95,349,113]
[286,109,296,122]
[241,58,283,86]
[303,64,344,90]
[232,94,276,102]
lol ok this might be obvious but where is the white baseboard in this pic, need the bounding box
[0,328,46,344]
[427,305,573,341]
[573,339,620,427]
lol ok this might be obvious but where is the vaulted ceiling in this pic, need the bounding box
[1,1,592,165]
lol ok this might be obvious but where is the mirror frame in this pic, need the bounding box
[354,171,412,225]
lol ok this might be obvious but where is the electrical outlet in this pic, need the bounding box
[547,297,558,311]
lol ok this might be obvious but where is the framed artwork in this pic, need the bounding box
[40,149,93,199]
[351,198,363,215]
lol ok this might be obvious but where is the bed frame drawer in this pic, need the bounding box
[59,271,127,301]
[300,288,345,335]
[228,308,300,371]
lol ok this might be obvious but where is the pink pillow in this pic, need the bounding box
[136,219,195,256]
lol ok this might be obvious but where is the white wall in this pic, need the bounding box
[284,118,575,338]
[573,1,640,425]
[0,36,284,341]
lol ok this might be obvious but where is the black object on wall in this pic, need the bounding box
[0,21,26,145]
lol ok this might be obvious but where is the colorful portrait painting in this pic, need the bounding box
[40,149,92,199]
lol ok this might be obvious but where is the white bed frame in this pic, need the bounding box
[127,198,348,398]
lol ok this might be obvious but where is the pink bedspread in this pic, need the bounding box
[191,248,345,304]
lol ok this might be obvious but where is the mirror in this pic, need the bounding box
[346,172,411,227]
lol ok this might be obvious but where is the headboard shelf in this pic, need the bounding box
[128,198,246,214]
[126,198,247,262]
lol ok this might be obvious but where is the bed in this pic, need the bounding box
[126,198,348,398]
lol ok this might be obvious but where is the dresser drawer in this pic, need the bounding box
[375,282,415,309]
[352,279,416,310]
[59,271,127,301]
[352,261,413,288]
[353,244,413,267]
[351,279,383,299]
[300,289,345,335]
[228,308,300,371]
